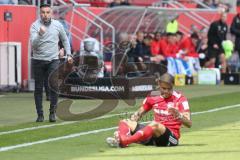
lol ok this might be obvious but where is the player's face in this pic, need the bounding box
[40,7,52,24]
[192,38,198,45]
[221,13,227,23]
[159,82,173,98]
[137,32,144,42]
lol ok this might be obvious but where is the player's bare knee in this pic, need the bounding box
[148,122,166,136]
[120,119,137,131]
[127,120,138,131]
[120,119,128,123]
[148,121,159,130]
[157,123,166,131]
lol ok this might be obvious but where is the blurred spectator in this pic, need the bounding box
[149,32,167,75]
[212,0,220,8]
[199,27,208,40]
[230,10,240,57]
[118,32,129,43]
[197,28,209,67]
[207,12,227,73]
[127,31,151,71]
[18,0,32,5]
[179,33,201,75]
[41,0,50,4]
[190,24,200,35]
[151,32,162,56]
[162,0,169,7]
[0,0,14,4]
[213,0,231,12]
[120,0,130,6]
[160,33,191,76]
[142,35,152,62]
[128,31,144,62]
[113,32,136,77]
[123,31,152,77]
[197,0,213,8]
[197,0,230,12]
[109,0,125,7]
[159,33,179,58]
[108,0,119,7]
[175,31,184,41]
[166,15,179,34]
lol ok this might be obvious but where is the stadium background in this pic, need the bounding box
[0,0,239,90]
[0,1,240,160]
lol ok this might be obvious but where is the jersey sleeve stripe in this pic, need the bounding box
[182,101,189,110]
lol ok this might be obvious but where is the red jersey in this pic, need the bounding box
[151,40,161,56]
[180,37,199,58]
[159,39,179,58]
[143,91,190,139]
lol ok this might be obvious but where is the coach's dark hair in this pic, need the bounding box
[40,3,51,8]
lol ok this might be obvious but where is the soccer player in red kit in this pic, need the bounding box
[106,73,192,147]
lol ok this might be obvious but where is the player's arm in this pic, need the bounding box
[130,106,147,122]
[179,111,192,128]
[168,107,192,128]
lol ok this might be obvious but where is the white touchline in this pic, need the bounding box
[0,113,130,136]
[0,127,117,152]
[0,103,240,152]
[0,122,77,136]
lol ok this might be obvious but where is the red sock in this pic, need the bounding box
[120,126,153,147]
[118,121,131,137]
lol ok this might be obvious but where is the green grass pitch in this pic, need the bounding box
[0,85,240,160]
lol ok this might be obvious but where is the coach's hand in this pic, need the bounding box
[67,56,73,64]
[39,26,46,36]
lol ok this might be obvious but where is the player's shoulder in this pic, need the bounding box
[172,90,186,100]
[145,91,164,101]
[52,19,62,25]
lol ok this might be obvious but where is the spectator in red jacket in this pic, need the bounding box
[160,33,179,58]
[151,32,161,56]
[160,33,191,76]
[180,33,199,58]
[179,33,201,75]
[150,32,165,63]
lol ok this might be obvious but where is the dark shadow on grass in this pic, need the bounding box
[88,149,240,158]
[179,143,207,147]
[193,129,240,132]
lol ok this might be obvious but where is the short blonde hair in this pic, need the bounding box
[157,73,174,86]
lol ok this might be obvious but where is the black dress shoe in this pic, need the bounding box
[49,112,56,122]
[36,114,44,122]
